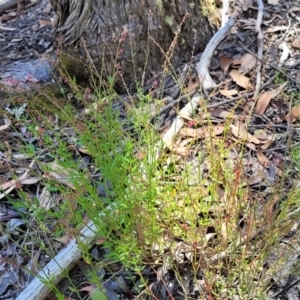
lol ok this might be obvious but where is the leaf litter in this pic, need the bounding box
[1,0,300,299]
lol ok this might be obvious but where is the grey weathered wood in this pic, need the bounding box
[0,0,18,13]
[16,219,98,300]
[196,16,235,90]
[50,0,214,92]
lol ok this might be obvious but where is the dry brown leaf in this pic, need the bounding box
[238,53,257,73]
[261,136,275,150]
[247,143,257,151]
[54,233,73,245]
[257,150,282,176]
[255,83,286,115]
[230,69,251,89]
[219,89,238,98]
[232,57,242,67]
[291,105,300,121]
[210,108,232,119]
[0,123,10,131]
[255,92,272,115]
[292,40,300,50]
[163,137,188,154]
[0,179,17,190]
[135,151,146,160]
[42,161,78,189]
[181,125,224,139]
[38,19,52,28]
[21,177,40,185]
[231,124,260,144]
[231,136,257,151]
[266,82,286,97]
[219,56,233,74]
[257,150,270,167]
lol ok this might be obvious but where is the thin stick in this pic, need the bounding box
[254,0,264,99]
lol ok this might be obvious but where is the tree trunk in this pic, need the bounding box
[50,0,214,92]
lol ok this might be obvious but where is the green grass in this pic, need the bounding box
[2,51,300,300]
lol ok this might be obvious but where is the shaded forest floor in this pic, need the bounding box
[1,0,300,299]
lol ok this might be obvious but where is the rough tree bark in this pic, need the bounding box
[50,0,214,92]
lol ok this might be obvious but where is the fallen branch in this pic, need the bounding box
[0,0,18,14]
[196,16,235,90]
[16,217,102,300]
[161,17,236,151]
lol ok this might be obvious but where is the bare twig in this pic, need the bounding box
[15,204,118,300]
[254,0,264,99]
[221,0,230,27]
[196,16,235,90]
[255,0,264,33]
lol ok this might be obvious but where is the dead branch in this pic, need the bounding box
[16,218,101,300]
[196,16,235,90]
[161,16,236,151]
[0,0,18,14]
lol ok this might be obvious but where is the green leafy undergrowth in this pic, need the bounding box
[2,80,300,300]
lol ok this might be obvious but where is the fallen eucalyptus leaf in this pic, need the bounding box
[230,69,251,89]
